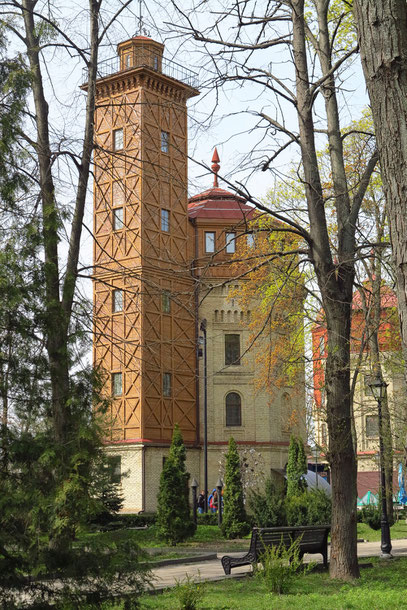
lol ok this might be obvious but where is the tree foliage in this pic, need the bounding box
[157,424,196,545]
[221,436,250,539]
[286,435,307,497]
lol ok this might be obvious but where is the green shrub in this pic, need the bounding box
[304,489,331,525]
[156,425,196,545]
[284,494,309,526]
[174,573,205,609]
[359,504,381,530]
[285,489,331,526]
[221,437,250,539]
[286,436,307,497]
[248,479,286,527]
[197,512,218,526]
[255,536,313,594]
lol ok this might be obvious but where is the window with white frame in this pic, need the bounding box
[113,207,124,230]
[113,128,124,150]
[113,289,123,313]
[247,233,255,248]
[163,372,172,397]
[225,232,236,253]
[226,392,241,426]
[162,290,171,313]
[112,372,122,396]
[205,232,215,253]
[161,209,170,232]
[161,130,169,153]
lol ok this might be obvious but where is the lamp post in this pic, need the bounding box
[200,319,208,513]
[191,478,198,525]
[368,375,392,558]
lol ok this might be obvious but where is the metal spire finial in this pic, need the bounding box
[211,148,220,187]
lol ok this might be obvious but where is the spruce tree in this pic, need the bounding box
[221,437,249,539]
[286,435,307,497]
[156,425,196,545]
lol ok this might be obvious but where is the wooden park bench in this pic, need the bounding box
[221,524,331,574]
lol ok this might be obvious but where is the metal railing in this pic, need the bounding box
[83,49,199,89]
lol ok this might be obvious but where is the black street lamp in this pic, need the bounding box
[191,478,198,525]
[200,319,208,513]
[216,478,223,526]
[368,375,392,559]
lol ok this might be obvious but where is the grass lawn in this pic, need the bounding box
[357,519,407,542]
[77,525,250,556]
[78,520,407,553]
[135,557,407,609]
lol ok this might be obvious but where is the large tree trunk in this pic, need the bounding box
[325,300,359,578]
[292,0,360,579]
[353,1,407,384]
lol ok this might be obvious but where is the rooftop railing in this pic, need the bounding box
[83,49,199,89]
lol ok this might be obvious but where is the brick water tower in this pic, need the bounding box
[92,35,200,511]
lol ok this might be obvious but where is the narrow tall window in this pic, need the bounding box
[161,209,170,232]
[321,423,328,445]
[366,415,379,438]
[205,232,215,253]
[162,290,171,313]
[113,289,123,313]
[226,392,241,427]
[113,128,124,150]
[112,372,122,396]
[113,207,124,230]
[163,372,172,397]
[247,233,255,248]
[226,232,236,253]
[153,55,159,70]
[161,130,169,153]
[107,456,121,484]
[225,334,240,365]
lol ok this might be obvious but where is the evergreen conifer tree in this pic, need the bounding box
[286,435,307,497]
[156,425,196,545]
[221,437,249,539]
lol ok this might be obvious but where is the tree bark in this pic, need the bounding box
[292,0,360,579]
[353,0,407,385]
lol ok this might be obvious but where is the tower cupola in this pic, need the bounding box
[117,36,164,72]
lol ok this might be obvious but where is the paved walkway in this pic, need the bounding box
[150,538,407,590]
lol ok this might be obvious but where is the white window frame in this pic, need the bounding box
[163,372,172,397]
[112,372,123,396]
[113,289,123,313]
[161,209,170,232]
[226,232,236,254]
[113,128,124,150]
[205,232,215,253]
[161,130,169,153]
[113,207,124,230]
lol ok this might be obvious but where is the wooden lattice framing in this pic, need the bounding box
[93,38,199,443]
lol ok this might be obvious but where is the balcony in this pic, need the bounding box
[83,49,199,89]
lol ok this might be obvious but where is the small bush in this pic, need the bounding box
[255,536,313,594]
[174,573,205,610]
[197,512,218,526]
[248,479,286,527]
[359,504,381,530]
[284,490,331,526]
[221,437,250,539]
[156,426,196,545]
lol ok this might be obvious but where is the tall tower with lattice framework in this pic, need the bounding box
[92,36,200,510]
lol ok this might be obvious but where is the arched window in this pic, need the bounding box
[226,392,241,427]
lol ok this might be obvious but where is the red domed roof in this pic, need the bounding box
[188,149,256,220]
